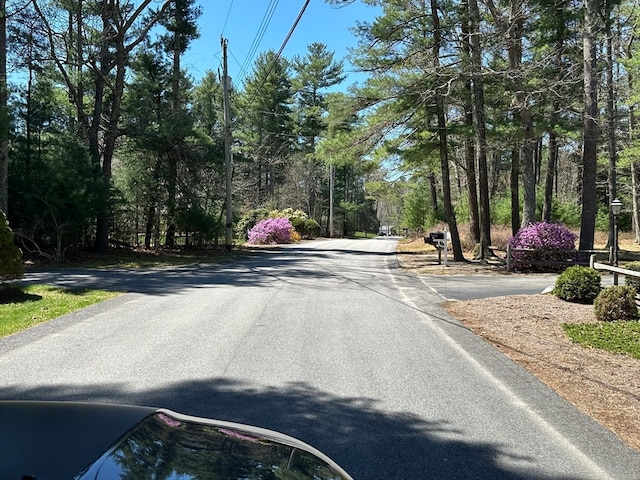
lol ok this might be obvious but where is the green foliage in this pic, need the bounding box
[595,206,632,232]
[290,217,322,239]
[593,286,639,322]
[551,201,582,228]
[0,212,24,281]
[490,195,513,226]
[553,266,601,304]
[624,262,640,291]
[235,209,271,240]
[402,182,438,231]
[9,131,99,256]
[562,321,640,359]
[268,208,308,222]
[175,207,221,246]
[302,219,322,238]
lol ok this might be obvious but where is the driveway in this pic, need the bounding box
[420,272,618,301]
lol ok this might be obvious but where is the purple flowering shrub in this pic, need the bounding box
[508,222,578,272]
[247,217,294,245]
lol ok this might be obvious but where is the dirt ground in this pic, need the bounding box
[396,244,640,453]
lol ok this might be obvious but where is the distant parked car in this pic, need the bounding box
[0,401,353,479]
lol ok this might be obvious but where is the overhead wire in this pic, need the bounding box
[234,0,280,89]
[220,0,234,36]
[232,0,311,125]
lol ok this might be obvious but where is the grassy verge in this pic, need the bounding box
[0,285,120,338]
[562,322,640,360]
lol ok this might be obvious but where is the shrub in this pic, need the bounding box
[290,216,306,235]
[235,208,270,240]
[594,286,639,322]
[553,265,601,304]
[0,211,24,282]
[247,217,294,245]
[508,222,578,272]
[268,208,307,223]
[624,261,640,291]
[298,218,322,239]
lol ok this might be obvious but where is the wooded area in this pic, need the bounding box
[0,0,638,262]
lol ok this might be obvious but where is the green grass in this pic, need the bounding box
[562,321,640,360]
[0,285,120,338]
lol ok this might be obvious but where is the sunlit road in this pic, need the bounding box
[2,238,640,479]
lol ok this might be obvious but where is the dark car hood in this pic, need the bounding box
[0,401,352,480]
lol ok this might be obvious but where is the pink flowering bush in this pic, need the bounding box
[508,222,578,272]
[247,217,294,245]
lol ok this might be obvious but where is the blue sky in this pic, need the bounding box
[184,0,380,88]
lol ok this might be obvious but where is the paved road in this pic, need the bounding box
[419,273,560,300]
[420,270,619,301]
[2,238,640,479]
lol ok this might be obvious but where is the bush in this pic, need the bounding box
[300,219,322,239]
[553,265,601,304]
[508,222,578,272]
[0,211,24,282]
[624,261,640,291]
[268,208,307,222]
[235,208,270,240]
[247,217,294,245]
[594,286,639,322]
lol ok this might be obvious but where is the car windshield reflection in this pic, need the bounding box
[78,411,349,480]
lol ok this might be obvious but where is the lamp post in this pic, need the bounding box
[611,198,622,285]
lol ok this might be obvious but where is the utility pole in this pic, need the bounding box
[329,164,334,238]
[221,37,233,252]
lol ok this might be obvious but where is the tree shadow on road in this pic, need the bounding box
[1,378,588,480]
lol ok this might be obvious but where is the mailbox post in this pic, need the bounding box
[423,229,450,266]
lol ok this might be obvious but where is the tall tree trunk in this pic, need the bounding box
[502,0,536,227]
[510,148,520,235]
[0,0,7,216]
[633,162,640,243]
[429,171,438,212]
[431,0,464,260]
[543,43,563,223]
[165,5,184,248]
[92,3,112,253]
[461,0,480,245]
[579,0,599,251]
[469,0,492,258]
[605,26,617,257]
[628,42,640,243]
[543,130,558,222]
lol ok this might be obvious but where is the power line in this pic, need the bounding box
[235,0,280,87]
[220,0,234,36]
[234,0,311,124]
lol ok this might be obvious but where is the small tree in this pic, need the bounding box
[0,211,24,281]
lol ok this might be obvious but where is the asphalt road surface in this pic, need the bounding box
[3,238,640,479]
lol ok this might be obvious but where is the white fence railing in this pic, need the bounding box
[590,255,640,286]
